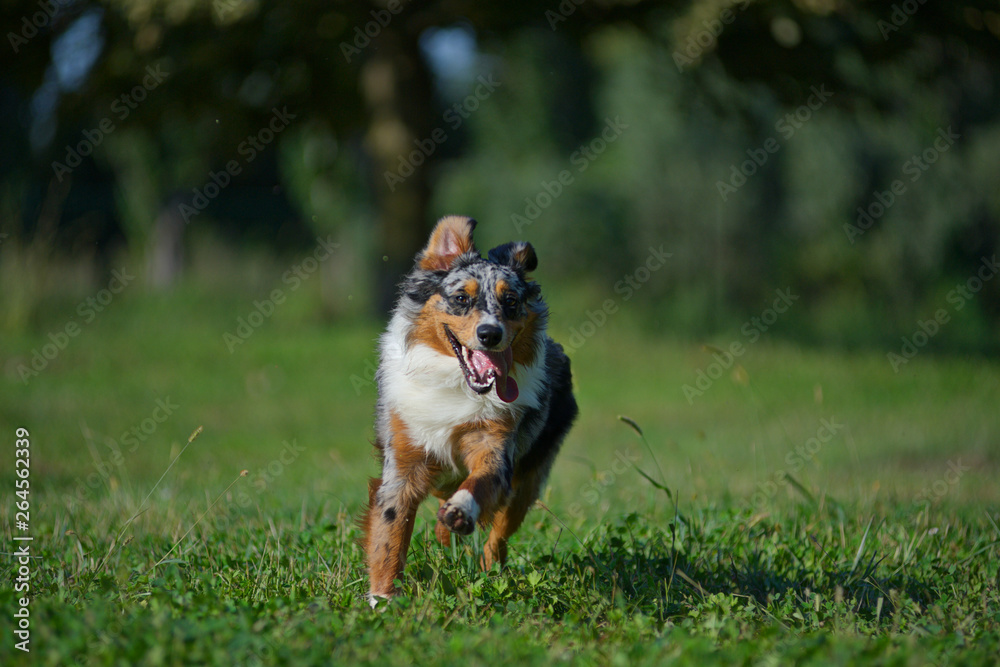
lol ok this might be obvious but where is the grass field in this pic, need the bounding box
[1,262,999,665]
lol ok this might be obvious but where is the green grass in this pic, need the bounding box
[1,268,998,665]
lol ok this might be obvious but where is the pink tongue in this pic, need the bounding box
[469,347,519,403]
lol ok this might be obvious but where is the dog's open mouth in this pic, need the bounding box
[444,326,519,403]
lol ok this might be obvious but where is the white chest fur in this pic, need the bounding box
[379,314,546,469]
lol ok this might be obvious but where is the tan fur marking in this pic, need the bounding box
[483,468,543,570]
[408,294,495,353]
[357,477,381,552]
[408,295,454,356]
[510,311,540,368]
[389,413,442,484]
[449,415,515,466]
[418,216,477,271]
[447,415,516,526]
[512,245,535,272]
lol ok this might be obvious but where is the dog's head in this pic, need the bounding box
[400,216,546,403]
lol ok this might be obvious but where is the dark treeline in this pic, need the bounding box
[2,0,999,350]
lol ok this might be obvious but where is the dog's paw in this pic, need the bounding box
[438,504,474,535]
[367,593,391,610]
[437,490,479,536]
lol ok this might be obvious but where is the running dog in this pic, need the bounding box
[361,215,577,606]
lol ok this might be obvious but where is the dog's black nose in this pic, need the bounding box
[476,324,503,348]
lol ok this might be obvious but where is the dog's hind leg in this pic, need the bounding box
[482,468,545,570]
[483,362,577,570]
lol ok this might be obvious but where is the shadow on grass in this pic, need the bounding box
[556,513,939,624]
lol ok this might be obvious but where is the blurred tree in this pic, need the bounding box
[1,0,999,344]
[0,0,666,312]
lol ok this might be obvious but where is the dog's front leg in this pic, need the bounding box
[364,482,423,605]
[363,434,436,605]
[437,430,513,536]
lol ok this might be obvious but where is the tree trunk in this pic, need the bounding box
[147,197,186,289]
[361,29,436,316]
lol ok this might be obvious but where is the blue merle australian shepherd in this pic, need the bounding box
[361,215,578,606]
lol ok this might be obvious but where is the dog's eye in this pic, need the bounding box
[502,294,519,313]
[453,293,470,307]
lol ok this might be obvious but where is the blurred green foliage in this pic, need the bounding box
[1,0,999,351]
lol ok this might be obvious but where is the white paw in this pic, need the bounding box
[367,593,390,610]
[437,489,480,535]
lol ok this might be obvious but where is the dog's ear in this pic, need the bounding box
[418,216,478,271]
[488,241,537,274]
